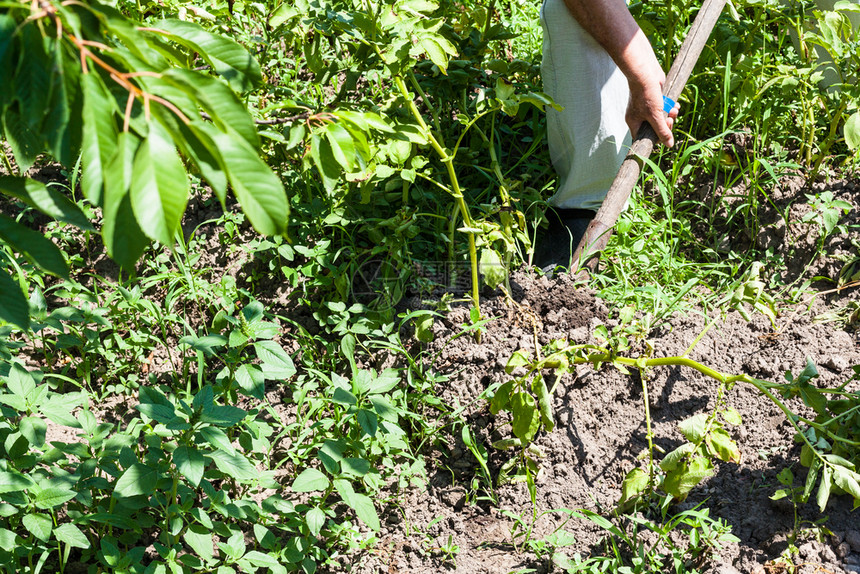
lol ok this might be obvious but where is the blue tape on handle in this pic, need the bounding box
[663,96,676,114]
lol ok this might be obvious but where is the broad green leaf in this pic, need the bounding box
[532,373,554,432]
[619,467,649,503]
[34,486,77,509]
[817,465,832,511]
[0,176,92,230]
[200,405,247,427]
[244,550,283,569]
[5,362,35,400]
[490,380,514,414]
[20,416,46,447]
[207,449,259,482]
[357,408,378,437]
[174,445,205,487]
[0,470,35,493]
[15,25,51,131]
[0,528,16,549]
[208,129,288,236]
[41,391,87,428]
[678,413,708,443]
[306,507,325,537]
[135,402,177,424]
[368,369,400,395]
[341,457,370,477]
[235,363,266,399]
[510,391,539,442]
[722,407,742,426]
[53,523,90,549]
[505,350,531,374]
[832,465,860,500]
[22,513,52,542]
[151,20,262,93]
[80,73,118,204]
[480,248,506,289]
[418,36,453,73]
[845,111,860,151]
[343,491,380,531]
[324,122,356,171]
[706,428,740,463]
[113,464,159,498]
[0,270,29,329]
[130,121,189,245]
[309,132,341,193]
[102,131,148,269]
[0,214,68,277]
[184,524,214,563]
[163,69,259,150]
[663,456,713,500]
[198,426,235,454]
[2,108,41,173]
[291,468,330,493]
[254,340,296,379]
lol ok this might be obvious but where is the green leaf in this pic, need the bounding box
[0,271,29,329]
[184,524,214,563]
[532,374,554,433]
[22,513,52,542]
[207,449,259,482]
[0,528,15,549]
[34,486,77,509]
[505,350,531,374]
[20,416,46,447]
[832,465,860,500]
[200,405,247,427]
[357,408,378,437]
[678,413,708,443]
[817,465,832,511]
[0,176,93,230]
[663,456,714,500]
[235,363,266,399]
[208,129,288,236]
[0,213,68,277]
[244,550,283,569]
[130,121,189,245]
[53,523,90,549]
[480,248,506,289]
[174,445,205,487]
[80,73,118,204]
[113,464,159,499]
[722,407,742,426]
[5,362,35,400]
[254,340,296,379]
[343,491,380,531]
[510,391,539,442]
[0,470,35,493]
[367,369,400,395]
[291,468,330,493]
[845,112,860,151]
[2,108,41,173]
[135,402,177,424]
[706,428,740,463]
[341,457,370,477]
[324,122,356,171]
[306,507,325,537]
[619,467,649,504]
[151,20,262,93]
[198,426,235,454]
[102,131,149,269]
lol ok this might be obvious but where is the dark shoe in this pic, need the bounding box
[533,208,595,272]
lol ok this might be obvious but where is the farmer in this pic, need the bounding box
[534,0,680,270]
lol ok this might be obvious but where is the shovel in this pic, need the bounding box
[571,0,728,275]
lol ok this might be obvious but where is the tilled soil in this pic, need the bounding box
[349,270,860,574]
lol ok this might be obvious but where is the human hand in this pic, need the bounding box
[622,35,679,147]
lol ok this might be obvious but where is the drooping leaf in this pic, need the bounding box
[306,507,325,537]
[678,413,708,443]
[510,391,539,442]
[150,20,263,93]
[0,271,29,329]
[0,176,92,230]
[102,131,148,269]
[208,129,288,236]
[844,111,860,151]
[80,73,118,204]
[130,121,189,245]
[0,213,68,277]
[207,449,259,483]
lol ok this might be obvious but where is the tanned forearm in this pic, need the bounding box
[561,0,678,146]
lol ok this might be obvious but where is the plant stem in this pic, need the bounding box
[394,75,481,316]
[0,145,15,175]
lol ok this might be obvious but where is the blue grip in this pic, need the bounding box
[663,96,676,114]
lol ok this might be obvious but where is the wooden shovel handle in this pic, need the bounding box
[572,0,728,274]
